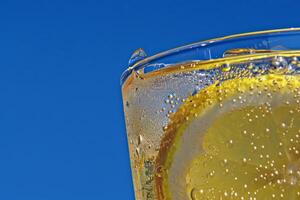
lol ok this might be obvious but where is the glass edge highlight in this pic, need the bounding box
[120,27,300,86]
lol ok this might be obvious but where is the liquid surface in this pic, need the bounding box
[122,51,300,200]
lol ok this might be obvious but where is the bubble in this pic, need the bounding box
[168,94,174,99]
[247,63,254,69]
[270,56,289,74]
[222,64,231,72]
[209,170,215,177]
[227,139,234,147]
[163,125,168,131]
[155,166,163,178]
[291,56,299,65]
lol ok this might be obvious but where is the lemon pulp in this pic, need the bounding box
[156,74,300,199]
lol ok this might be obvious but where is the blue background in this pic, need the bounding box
[0,0,299,199]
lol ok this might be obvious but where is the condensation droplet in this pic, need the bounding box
[128,48,147,66]
[137,135,143,145]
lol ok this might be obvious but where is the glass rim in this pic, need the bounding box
[121,27,300,85]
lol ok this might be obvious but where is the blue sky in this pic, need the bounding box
[0,0,300,199]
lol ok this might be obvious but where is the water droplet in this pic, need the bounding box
[137,135,143,145]
[128,48,147,66]
[135,147,140,156]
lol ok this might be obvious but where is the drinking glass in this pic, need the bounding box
[121,28,300,200]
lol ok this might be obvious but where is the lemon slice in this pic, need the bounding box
[155,74,300,200]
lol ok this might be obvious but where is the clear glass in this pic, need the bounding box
[121,28,300,200]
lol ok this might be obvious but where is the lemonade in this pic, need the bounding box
[121,29,300,200]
